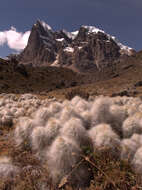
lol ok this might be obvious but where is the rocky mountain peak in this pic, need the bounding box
[19,20,135,72]
[35,19,53,31]
[19,20,56,66]
[33,20,54,39]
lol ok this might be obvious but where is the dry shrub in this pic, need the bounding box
[0,166,50,190]
[65,88,89,100]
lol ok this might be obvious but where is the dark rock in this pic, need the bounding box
[0,84,9,90]
[111,88,138,97]
[111,90,129,97]
[134,81,142,87]
[0,130,3,135]
[70,81,77,87]
[112,73,119,78]
[0,76,4,80]
[14,64,28,77]
[122,64,133,70]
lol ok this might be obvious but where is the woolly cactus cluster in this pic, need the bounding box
[1,94,142,187]
[0,93,56,127]
[12,95,142,187]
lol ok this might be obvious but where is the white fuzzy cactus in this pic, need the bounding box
[46,136,91,187]
[31,118,61,154]
[61,117,92,151]
[121,138,140,162]
[33,107,52,126]
[108,104,127,137]
[48,102,63,115]
[80,110,92,129]
[71,96,83,106]
[15,117,36,149]
[121,134,142,162]
[122,112,142,138]
[132,147,142,174]
[74,98,90,112]
[91,96,113,127]
[60,105,82,125]
[88,123,121,156]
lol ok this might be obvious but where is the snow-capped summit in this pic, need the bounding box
[111,36,133,56]
[19,20,135,72]
[82,25,105,34]
[62,29,79,40]
[36,19,53,31]
[79,25,133,56]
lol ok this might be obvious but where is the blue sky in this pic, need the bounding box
[0,0,142,57]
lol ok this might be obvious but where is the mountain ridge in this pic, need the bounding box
[19,20,135,72]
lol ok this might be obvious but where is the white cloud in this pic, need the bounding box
[0,27,30,51]
[0,32,7,45]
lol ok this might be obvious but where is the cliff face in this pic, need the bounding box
[19,20,135,72]
[58,27,122,72]
[20,20,56,66]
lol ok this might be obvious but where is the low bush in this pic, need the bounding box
[65,88,89,100]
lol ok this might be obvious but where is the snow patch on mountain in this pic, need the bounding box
[71,30,79,38]
[111,36,133,55]
[82,25,133,55]
[82,25,105,34]
[78,46,83,50]
[62,29,79,40]
[37,20,52,31]
[56,38,64,42]
[64,47,74,53]
[51,54,60,67]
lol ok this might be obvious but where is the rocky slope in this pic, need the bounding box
[0,50,142,98]
[19,20,135,72]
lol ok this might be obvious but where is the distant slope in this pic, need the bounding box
[41,51,142,99]
[0,51,141,98]
[0,59,85,94]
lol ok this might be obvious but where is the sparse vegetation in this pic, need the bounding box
[65,88,89,100]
